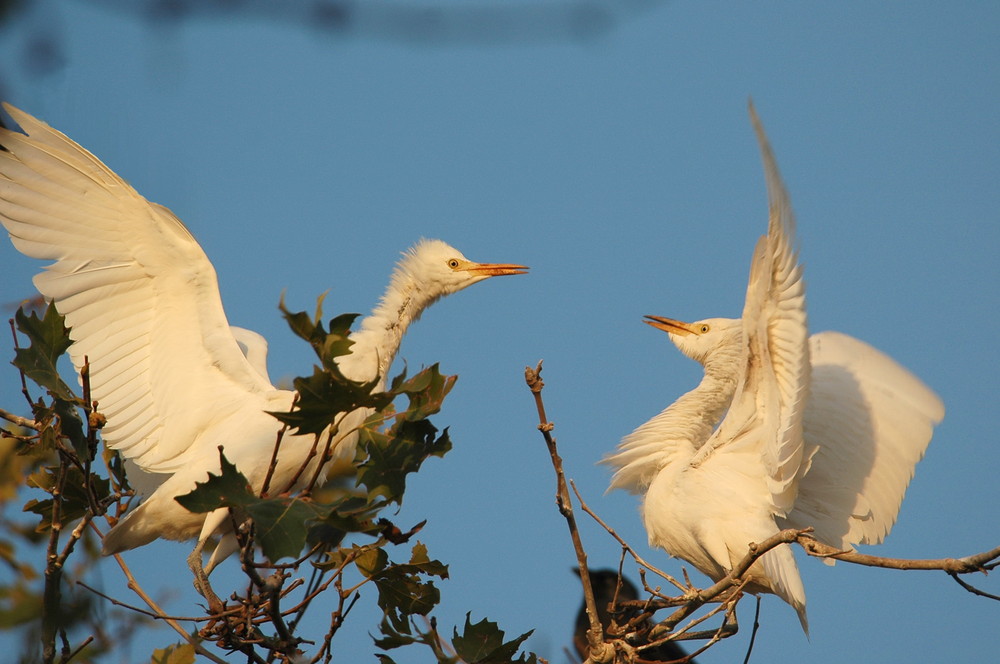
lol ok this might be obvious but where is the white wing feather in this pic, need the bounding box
[779,331,944,552]
[699,103,810,517]
[0,104,275,471]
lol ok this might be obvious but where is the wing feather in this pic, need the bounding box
[700,102,810,516]
[0,104,275,471]
[778,331,943,550]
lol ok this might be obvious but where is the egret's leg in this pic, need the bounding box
[205,532,239,575]
[188,508,229,608]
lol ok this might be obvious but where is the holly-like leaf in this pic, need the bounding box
[150,643,196,664]
[12,305,75,402]
[355,546,389,578]
[269,365,384,436]
[278,297,360,371]
[396,365,457,422]
[451,615,537,664]
[12,305,88,456]
[372,616,418,652]
[357,420,452,503]
[359,543,448,634]
[376,568,440,630]
[24,466,109,532]
[173,448,255,514]
[246,498,325,562]
[173,449,328,562]
[407,541,449,579]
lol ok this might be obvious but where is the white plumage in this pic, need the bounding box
[0,104,527,575]
[603,104,943,632]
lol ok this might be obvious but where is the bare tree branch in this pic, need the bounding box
[796,535,1000,576]
[948,573,1000,602]
[0,405,37,430]
[525,361,615,664]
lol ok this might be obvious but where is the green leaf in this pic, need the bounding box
[174,449,328,562]
[376,569,440,629]
[356,420,452,504]
[277,297,360,371]
[150,643,196,664]
[408,542,449,579]
[12,304,88,456]
[12,304,75,402]
[452,614,537,664]
[246,498,325,562]
[372,615,417,651]
[24,466,109,531]
[355,546,389,578]
[51,394,87,458]
[269,365,384,436]
[396,365,457,422]
[173,448,256,513]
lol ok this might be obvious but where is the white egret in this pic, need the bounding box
[0,104,527,583]
[603,104,943,632]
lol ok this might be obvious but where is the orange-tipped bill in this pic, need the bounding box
[644,315,697,336]
[466,262,530,277]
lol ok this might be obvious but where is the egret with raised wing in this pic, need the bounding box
[603,104,943,632]
[0,104,527,589]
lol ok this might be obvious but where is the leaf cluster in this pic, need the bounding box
[1,304,141,663]
[165,298,537,663]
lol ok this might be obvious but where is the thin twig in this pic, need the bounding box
[948,572,1000,601]
[0,406,38,430]
[797,535,1000,575]
[261,394,296,498]
[41,448,71,664]
[570,481,687,594]
[10,316,35,409]
[107,551,230,664]
[740,597,761,664]
[76,581,224,622]
[58,634,93,664]
[524,361,612,664]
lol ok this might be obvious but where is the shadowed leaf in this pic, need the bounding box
[174,448,255,513]
[12,305,74,402]
[150,642,196,664]
[452,614,536,664]
[247,498,326,562]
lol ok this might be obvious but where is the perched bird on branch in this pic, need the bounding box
[603,102,943,632]
[573,568,694,663]
[0,104,527,588]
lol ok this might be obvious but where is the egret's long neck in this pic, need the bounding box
[334,265,442,387]
[660,366,738,447]
[605,362,738,493]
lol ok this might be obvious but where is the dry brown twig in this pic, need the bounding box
[0,405,37,430]
[524,360,615,664]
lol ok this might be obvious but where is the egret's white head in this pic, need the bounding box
[644,315,743,368]
[338,238,527,384]
[396,238,529,299]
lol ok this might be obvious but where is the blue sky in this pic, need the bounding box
[1,2,998,662]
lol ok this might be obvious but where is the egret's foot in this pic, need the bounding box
[188,548,224,613]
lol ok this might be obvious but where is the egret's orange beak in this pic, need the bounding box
[466,262,529,277]
[644,315,697,336]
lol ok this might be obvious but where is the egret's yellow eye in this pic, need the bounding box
[447,258,461,269]
[699,324,710,333]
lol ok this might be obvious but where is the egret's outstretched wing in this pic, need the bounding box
[698,102,810,517]
[779,331,944,552]
[0,104,275,471]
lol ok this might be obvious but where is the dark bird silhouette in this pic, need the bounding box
[573,568,694,663]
